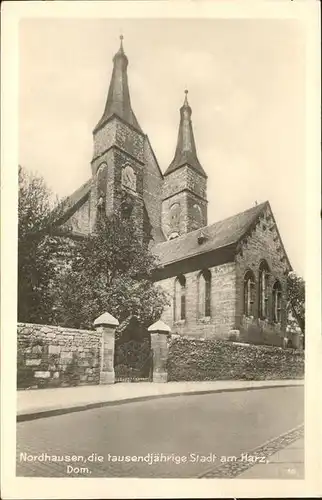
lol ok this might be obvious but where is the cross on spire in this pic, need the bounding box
[184,89,189,106]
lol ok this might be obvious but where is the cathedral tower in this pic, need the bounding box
[161,91,208,239]
[89,36,146,235]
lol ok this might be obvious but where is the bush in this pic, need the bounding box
[167,337,304,382]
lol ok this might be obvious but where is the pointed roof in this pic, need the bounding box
[164,90,207,178]
[148,320,171,333]
[50,178,92,230]
[94,312,119,327]
[93,36,142,134]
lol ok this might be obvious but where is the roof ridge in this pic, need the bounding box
[54,178,92,224]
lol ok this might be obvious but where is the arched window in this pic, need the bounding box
[122,164,136,192]
[174,275,186,321]
[97,162,107,195]
[272,280,282,323]
[95,162,108,223]
[198,269,211,317]
[259,260,270,319]
[191,204,203,230]
[244,270,255,317]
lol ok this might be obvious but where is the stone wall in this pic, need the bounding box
[159,262,236,339]
[143,137,164,240]
[161,165,207,238]
[92,118,144,167]
[162,166,207,201]
[17,323,101,389]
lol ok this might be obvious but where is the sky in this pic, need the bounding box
[19,18,306,277]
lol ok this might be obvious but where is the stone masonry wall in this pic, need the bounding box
[235,204,291,346]
[160,262,236,339]
[92,118,144,168]
[162,166,207,200]
[143,138,163,238]
[17,323,101,389]
[92,120,116,171]
[162,166,207,238]
[161,191,188,238]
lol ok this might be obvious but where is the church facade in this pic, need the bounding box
[56,38,292,347]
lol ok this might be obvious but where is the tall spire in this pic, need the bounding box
[93,36,142,133]
[164,90,206,177]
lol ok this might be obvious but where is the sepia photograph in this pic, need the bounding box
[1,1,321,499]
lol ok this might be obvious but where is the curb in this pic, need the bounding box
[17,382,303,422]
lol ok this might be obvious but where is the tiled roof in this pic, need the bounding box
[151,226,167,244]
[153,202,268,266]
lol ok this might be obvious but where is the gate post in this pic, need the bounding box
[148,320,171,383]
[94,312,119,384]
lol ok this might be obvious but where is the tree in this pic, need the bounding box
[287,271,305,334]
[51,207,170,329]
[18,165,67,323]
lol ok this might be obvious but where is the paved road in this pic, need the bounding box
[16,386,304,478]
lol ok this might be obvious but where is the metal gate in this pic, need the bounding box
[114,338,153,382]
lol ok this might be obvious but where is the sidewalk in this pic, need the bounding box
[17,379,303,421]
[238,436,304,479]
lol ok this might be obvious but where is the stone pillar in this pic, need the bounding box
[148,320,171,383]
[94,312,119,384]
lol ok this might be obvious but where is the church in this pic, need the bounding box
[56,37,292,347]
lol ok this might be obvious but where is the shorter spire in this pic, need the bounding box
[164,91,206,177]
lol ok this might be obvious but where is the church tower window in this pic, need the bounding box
[272,280,282,323]
[97,162,107,197]
[259,260,270,319]
[96,162,108,223]
[198,269,211,317]
[174,275,186,321]
[244,270,255,317]
[192,204,203,228]
[122,164,137,192]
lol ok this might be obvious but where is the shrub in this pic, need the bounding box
[167,337,304,382]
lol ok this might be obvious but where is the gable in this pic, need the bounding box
[235,202,292,275]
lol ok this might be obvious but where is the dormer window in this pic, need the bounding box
[97,195,104,208]
[198,231,207,245]
[169,232,180,240]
